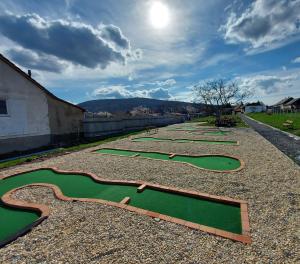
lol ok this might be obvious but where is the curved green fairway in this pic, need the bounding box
[167,128,231,135]
[0,204,39,244]
[0,169,242,244]
[203,131,230,135]
[132,137,237,145]
[96,148,241,171]
[189,131,231,136]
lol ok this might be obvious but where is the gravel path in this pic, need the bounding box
[240,114,300,166]
[0,125,299,263]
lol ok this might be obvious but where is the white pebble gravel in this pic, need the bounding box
[0,126,299,263]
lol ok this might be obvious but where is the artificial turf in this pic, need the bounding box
[188,131,231,136]
[96,148,241,171]
[0,169,242,243]
[131,137,237,145]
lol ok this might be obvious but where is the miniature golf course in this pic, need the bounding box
[191,131,231,136]
[0,169,244,245]
[168,126,219,131]
[96,148,242,171]
[168,128,231,136]
[131,137,238,145]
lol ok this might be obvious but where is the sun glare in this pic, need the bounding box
[149,2,170,29]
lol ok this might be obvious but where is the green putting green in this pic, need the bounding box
[0,169,242,244]
[203,131,230,135]
[167,127,201,131]
[96,148,242,171]
[132,137,237,145]
[0,204,39,243]
[167,128,231,135]
[169,126,216,130]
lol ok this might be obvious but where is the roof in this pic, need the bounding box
[246,101,264,106]
[0,53,85,112]
[273,97,294,106]
[285,98,300,105]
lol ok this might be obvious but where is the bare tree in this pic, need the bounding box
[193,79,251,123]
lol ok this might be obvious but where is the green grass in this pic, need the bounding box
[247,112,300,136]
[0,130,145,170]
[188,115,248,128]
[0,169,242,242]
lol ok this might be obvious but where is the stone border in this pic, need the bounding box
[129,136,240,146]
[93,147,245,173]
[0,167,251,246]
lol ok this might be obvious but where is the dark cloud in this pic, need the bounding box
[100,24,129,49]
[7,48,65,73]
[0,13,138,69]
[221,0,300,49]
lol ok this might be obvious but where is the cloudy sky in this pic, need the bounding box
[0,0,300,105]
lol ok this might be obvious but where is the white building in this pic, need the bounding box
[244,101,266,113]
[0,54,85,156]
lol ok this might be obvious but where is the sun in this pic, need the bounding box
[149,2,170,29]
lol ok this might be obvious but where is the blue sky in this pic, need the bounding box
[0,0,300,105]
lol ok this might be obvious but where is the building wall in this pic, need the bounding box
[0,59,51,154]
[245,105,266,113]
[46,96,84,144]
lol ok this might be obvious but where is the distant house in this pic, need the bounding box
[0,54,85,156]
[283,98,300,111]
[233,103,244,114]
[272,97,294,111]
[244,101,266,113]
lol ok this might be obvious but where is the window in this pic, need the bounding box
[0,99,8,115]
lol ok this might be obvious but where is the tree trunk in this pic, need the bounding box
[216,106,221,125]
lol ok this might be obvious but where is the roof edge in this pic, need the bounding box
[0,53,85,112]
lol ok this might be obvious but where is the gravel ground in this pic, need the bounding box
[240,114,300,165]
[0,125,299,263]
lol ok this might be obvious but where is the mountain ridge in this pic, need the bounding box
[78,97,204,113]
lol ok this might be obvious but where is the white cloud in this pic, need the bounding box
[143,78,176,87]
[91,85,135,99]
[220,0,300,52]
[200,53,235,68]
[90,85,171,100]
[170,90,194,103]
[156,78,176,86]
[147,88,170,99]
[292,57,300,63]
[236,73,299,96]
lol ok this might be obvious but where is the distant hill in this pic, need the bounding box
[78,98,205,114]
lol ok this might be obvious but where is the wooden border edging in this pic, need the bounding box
[130,136,240,146]
[0,167,251,246]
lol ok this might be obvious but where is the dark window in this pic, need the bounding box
[0,100,8,115]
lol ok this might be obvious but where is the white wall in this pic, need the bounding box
[0,60,50,139]
[244,105,266,113]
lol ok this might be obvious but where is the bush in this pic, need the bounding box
[215,116,237,127]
